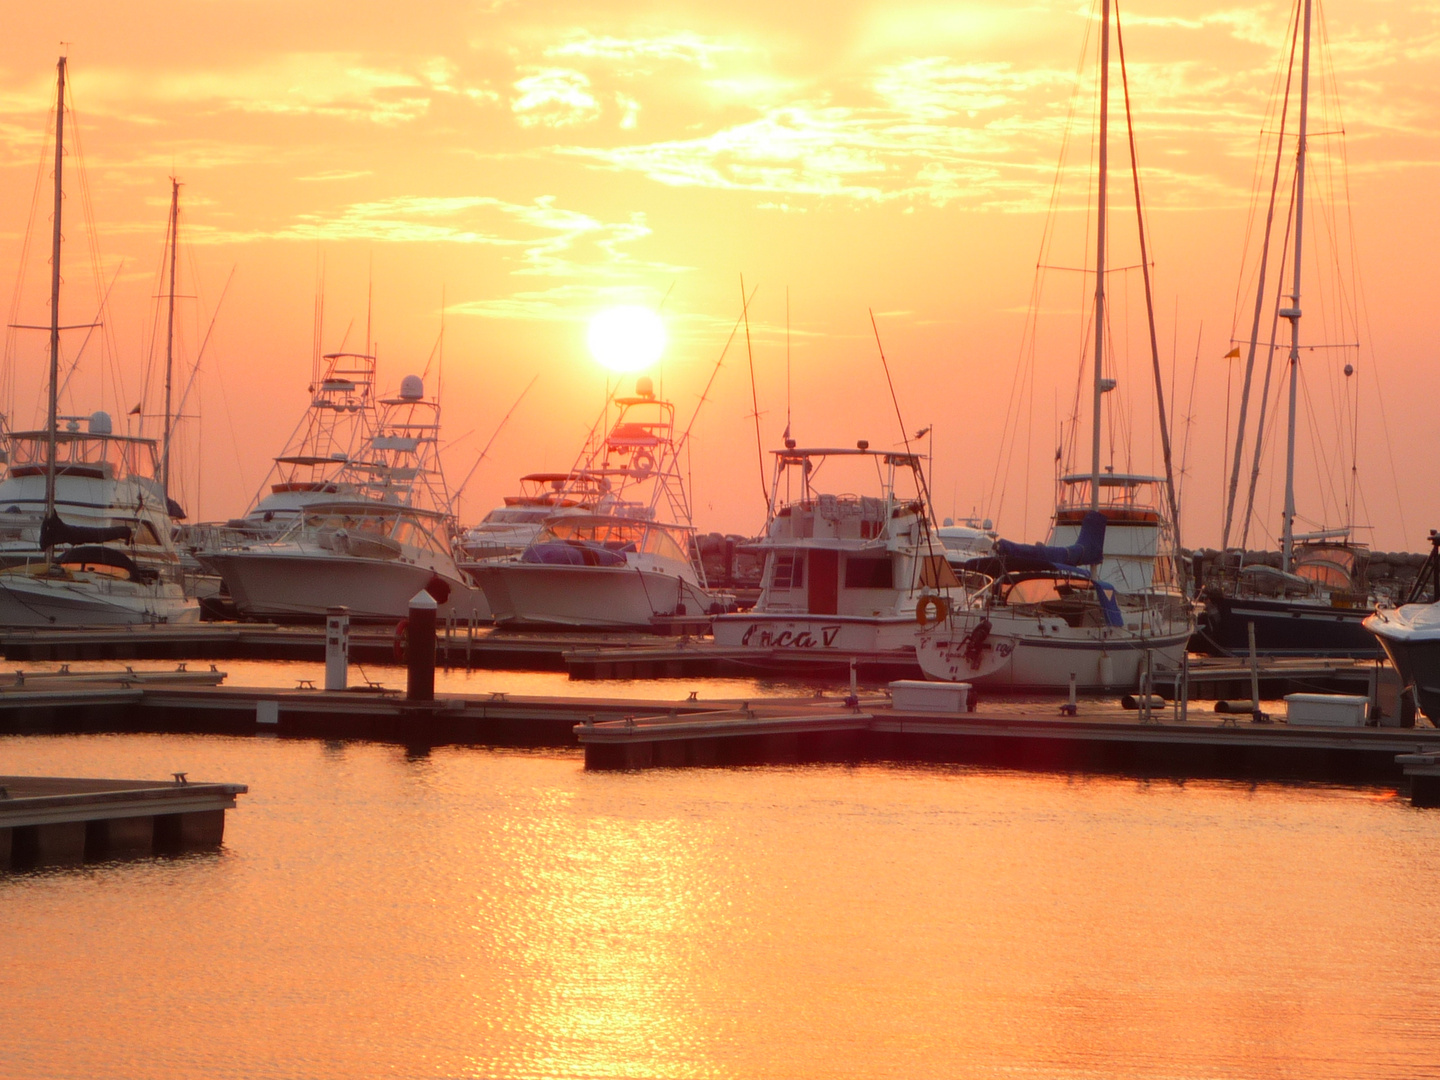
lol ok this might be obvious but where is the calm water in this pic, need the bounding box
[4,672,1440,1078]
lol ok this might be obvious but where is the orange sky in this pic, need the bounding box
[0,0,1436,549]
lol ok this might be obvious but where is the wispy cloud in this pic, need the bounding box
[511,68,601,128]
[187,193,686,298]
[546,32,748,70]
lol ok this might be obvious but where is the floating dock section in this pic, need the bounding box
[0,775,247,869]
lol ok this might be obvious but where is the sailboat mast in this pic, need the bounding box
[1090,0,1111,512]
[44,56,66,529]
[162,176,179,505]
[1280,0,1313,572]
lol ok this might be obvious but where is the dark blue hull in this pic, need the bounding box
[1197,592,1382,658]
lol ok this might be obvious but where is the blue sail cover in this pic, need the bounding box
[994,510,1107,571]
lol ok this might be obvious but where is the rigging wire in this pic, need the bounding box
[738,276,769,505]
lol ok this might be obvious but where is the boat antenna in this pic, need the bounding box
[365,254,373,358]
[452,375,538,504]
[739,275,769,504]
[674,285,757,459]
[1280,0,1314,573]
[785,286,792,439]
[161,175,180,506]
[1089,0,1111,514]
[1114,1,1182,563]
[43,55,66,539]
[172,264,236,421]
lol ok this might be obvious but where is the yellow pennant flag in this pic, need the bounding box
[1223,346,1241,359]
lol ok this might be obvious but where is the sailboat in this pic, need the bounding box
[1198,0,1380,658]
[0,58,196,626]
[916,0,1192,691]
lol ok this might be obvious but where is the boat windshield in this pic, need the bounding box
[299,507,450,557]
[538,517,688,562]
[481,507,551,525]
[4,432,159,481]
[996,575,1095,606]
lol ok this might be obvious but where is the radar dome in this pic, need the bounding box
[636,375,655,399]
[88,411,113,435]
[399,375,424,400]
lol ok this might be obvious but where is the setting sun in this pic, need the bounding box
[586,305,666,373]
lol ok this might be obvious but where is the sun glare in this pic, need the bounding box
[587,306,666,373]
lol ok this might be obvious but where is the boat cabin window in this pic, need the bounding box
[844,556,893,590]
[770,552,804,589]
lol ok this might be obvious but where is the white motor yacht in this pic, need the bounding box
[201,375,486,622]
[712,443,994,669]
[471,377,727,630]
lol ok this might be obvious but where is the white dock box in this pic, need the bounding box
[1284,693,1369,727]
[890,680,970,713]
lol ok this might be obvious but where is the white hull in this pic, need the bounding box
[473,562,714,629]
[203,551,488,622]
[0,573,197,627]
[918,623,1189,691]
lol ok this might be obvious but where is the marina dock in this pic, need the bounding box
[0,665,1435,800]
[0,624,1401,698]
[0,774,247,869]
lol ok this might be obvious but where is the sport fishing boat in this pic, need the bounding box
[0,58,196,626]
[1364,531,1440,721]
[915,1,1193,691]
[458,471,610,564]
[1198,0,1381,658]
[200,375,486,622]
[711,442,997,672]
[470,377,725,629]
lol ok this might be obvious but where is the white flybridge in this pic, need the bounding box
[470,377,726,630]
[916,1,1192,691]
[200,374,487,622]
[711,442,999,671]
[0,58,196,627]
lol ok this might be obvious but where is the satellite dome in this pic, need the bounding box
[399,375,424,400]
[636,375,655,399]
[88,411,113,435]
